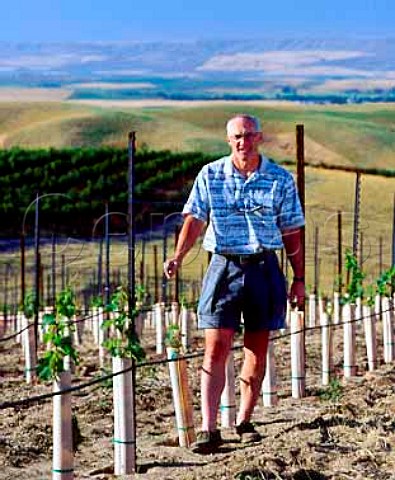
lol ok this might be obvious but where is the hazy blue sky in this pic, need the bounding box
[2,0,394,42]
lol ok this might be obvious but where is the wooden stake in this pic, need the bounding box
[167,347,196,447]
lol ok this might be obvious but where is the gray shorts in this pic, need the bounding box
[197,252,287,331]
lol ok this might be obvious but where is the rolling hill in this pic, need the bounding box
[1,100,394,170]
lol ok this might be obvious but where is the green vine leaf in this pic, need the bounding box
[376,266,395,297]
[23,291,36,319]
[37,287,80,381]
[101,285,146,361]
[342,249,365,304]
[165,323,182,349]
[90,296,104,308]
[42,313,56,325]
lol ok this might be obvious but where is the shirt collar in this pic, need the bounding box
[224,154,269,176]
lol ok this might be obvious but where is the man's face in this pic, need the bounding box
[227,118,263,163]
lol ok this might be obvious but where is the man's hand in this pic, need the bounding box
[289,279,305,310]
[163,215,205,280]
[163,258,180,279]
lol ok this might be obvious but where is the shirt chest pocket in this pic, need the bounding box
[220,181,275,215]
[248,190,274,215]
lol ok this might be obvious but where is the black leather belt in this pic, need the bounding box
[220,250,272,265]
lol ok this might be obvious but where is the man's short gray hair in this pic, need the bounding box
[226,114,261,134]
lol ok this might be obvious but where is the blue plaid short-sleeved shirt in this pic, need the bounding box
[182,155,305,253]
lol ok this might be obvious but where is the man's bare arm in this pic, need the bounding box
[164,215,206,279]
[281,227,305,307]
[281,227,304,277]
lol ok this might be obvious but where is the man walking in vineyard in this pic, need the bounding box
[164,113,305,454]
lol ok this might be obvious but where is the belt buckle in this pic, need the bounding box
[238,254,250,265]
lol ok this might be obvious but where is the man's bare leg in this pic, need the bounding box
[236,330,270,425]
[201,328,234,431]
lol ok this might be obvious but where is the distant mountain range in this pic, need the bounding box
[1,37,395,102]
